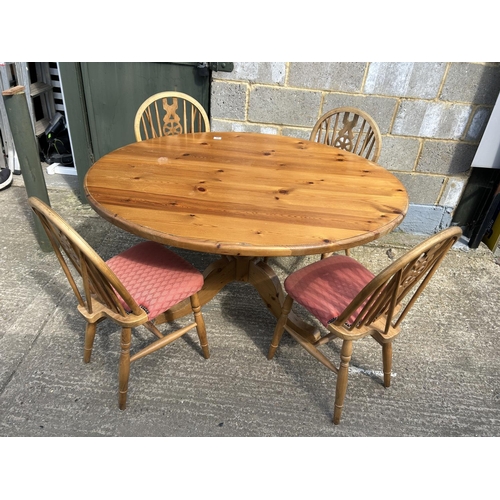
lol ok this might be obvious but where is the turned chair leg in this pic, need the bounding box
[118,327,132,410]
[333,340,353,425]
[268,295,294,360]
[382,342,392,388]
[83,322,97,363]
[190,293,210,359]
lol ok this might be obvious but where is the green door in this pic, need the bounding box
[58,62,211,201]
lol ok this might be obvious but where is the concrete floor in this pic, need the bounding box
[1,171,500,437]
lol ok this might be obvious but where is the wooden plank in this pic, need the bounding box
[2,87,51,251]
[29,81,52,98]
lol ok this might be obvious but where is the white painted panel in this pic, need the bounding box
[472,93,500,169]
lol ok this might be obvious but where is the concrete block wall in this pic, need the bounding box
[210,62,500,234]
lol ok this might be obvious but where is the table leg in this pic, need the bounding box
[154,255,320,343]
[247,259,320,343]
[154,255,236,324]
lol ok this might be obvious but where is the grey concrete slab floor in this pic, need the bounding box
[1,176,500,439]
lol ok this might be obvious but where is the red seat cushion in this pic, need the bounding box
[284,255,375,327]
[106,241,203,320]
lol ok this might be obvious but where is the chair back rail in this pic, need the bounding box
[29,197,142,319]
[333,227,462,337]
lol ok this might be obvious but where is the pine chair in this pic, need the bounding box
[28,197,210,410]
[134,91,210,141]
[310,107,382,162]
[268,226,462,424]
[310,107,383,259]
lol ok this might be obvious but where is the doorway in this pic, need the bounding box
[59,62,211,201]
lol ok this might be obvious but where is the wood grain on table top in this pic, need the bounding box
[84,132,409,257]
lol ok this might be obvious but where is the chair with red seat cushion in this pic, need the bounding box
[28,197,210,410]
[310,106,382,260]
[268,227,462,424]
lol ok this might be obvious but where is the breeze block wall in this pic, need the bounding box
[210,62,500,235]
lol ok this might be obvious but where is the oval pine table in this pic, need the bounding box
[84,132,409,342]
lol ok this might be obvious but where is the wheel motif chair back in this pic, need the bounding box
[134,91,210,141]
[332,227,462,338]
[29,197,142,321]
[310,107,382,162]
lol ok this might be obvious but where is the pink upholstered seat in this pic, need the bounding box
[107,241,203,320]
[284,255,374,327]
